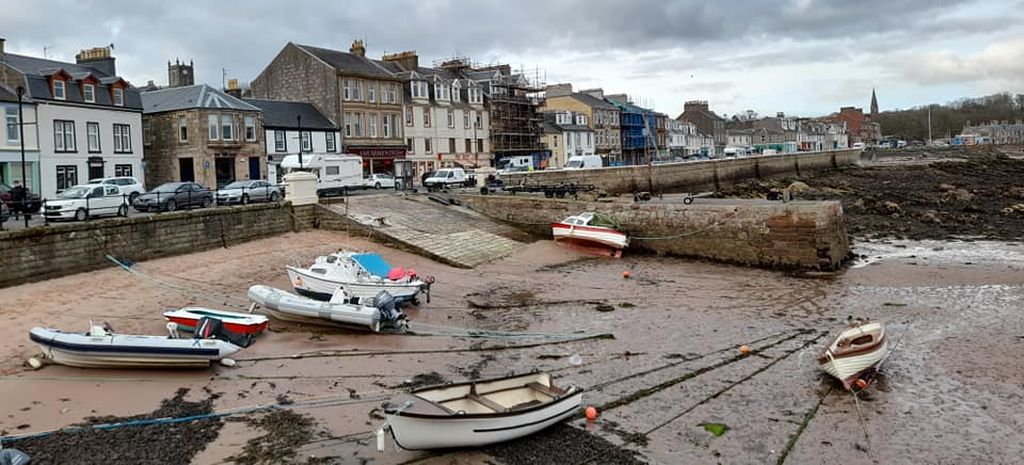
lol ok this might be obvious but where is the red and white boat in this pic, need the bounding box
[163,307,269,335]
[551,212,628,252]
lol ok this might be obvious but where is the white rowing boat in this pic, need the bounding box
[378,372,583,450]
[819,321,888,390]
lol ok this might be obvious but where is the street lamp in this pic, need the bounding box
[17,86,28,228]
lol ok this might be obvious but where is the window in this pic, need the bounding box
[208,115,219,140]
[368,83,376,103]
[274,130,286,152]
[113,88,124,106]
[451,84,460,102]
[383,114,392,138]
[466,138,472,153]
[343,79,351,100]
[53,80,66,100]
[353,113,362,137]
[406,138,413,151]
[423,108,431,127]
[352,80,362,101]
[54,120,76,152]
[477,139,484,153]
[325,166,340,175]
[424,138,432,153]
[464,113,470,129]
[143,119,151,146]
[411,81,427,99]
[244,116,256,141]
[435,83,444,101]
[344,113,352,137]
[586,132,591,147]
[301,131,311,152]
[83,84,95,103]
[554,137,558,147]
[405,107,413,126]
[447,109,454,128]
[87,122,101,152]
[6,109,20,143]
[369,114,378,138]
[326,132,336,152]
[114,164,132,177]
[178,116,188,142]
[475,112,482,129]
[56,165,78,191]
[221,114,233,140]
[448,138,455,153]
[388,84,397,104]
[113,124,132,153]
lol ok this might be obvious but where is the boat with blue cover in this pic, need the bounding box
[287,252,433,305]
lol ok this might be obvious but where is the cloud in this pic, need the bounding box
[897,39,1024,89]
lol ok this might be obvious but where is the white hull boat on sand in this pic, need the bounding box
[551,212,628,254]
[248,285,407,332]
[287,252,433,305]
[29,322,242,369]
[378,372,583,451]
[819,321,888,390]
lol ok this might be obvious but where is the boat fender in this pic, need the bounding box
[376,427,386,452]
[26,357,43,370]
[220,358,236,367]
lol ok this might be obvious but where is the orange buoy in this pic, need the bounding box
[585,406,599,421]
[622,271,631,279]
[854,378,869,390]
[739,345,752,354]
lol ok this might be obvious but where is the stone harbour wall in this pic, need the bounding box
[501,148,862,194]
[0,203,318,288]
[455,195,852,271]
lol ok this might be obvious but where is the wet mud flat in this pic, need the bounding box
[2,231,1023,464]
[714,146,1024,240]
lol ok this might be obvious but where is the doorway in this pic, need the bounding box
[87,157,105,181]
[215,157,235,188]
[248,157,261,180]
[178,158,195,182]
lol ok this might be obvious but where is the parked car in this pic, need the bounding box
[420,171,435,186]
[133,182,213,212]
[87,176,145,203]
[0,182,42,213]
[364,173,396,189]
[216,180,281,204]
[43,184,128,221]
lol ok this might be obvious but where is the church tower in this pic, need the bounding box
[168,59,195,88]
[870,88,879,118]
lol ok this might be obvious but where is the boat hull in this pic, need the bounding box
[287,267,424,303]
[386,390,583,450]
[247,285,387,332]
[163,307,269,335]
[551,223,628,250]
[820,340,888,389]
[29,327,240,369]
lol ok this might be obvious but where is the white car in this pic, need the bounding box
[88,176,145,203]
[43,184,129,221]
[423,168,472,190]
[365,174,396,189]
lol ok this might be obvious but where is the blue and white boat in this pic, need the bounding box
[29,323,242,369]
[286,252,432,305]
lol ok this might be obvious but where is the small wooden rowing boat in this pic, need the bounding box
[163,307,269,335]
[378,372,583,450]
[819,321,888,390]
[551,212,628,253]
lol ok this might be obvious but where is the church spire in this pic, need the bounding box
[870,88,878,117]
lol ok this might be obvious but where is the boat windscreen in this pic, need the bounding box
[350,253,393,277]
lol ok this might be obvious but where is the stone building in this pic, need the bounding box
[250,40,406,175]
[141,84,263,188]
[245,99,341,183]
[539,110,595,169]
[677,100,725,153]
[543,85,622,163]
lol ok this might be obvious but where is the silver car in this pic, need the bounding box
[216,180,281,205]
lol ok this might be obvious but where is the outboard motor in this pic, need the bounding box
[194,316,253,348]
[372,290,406,329]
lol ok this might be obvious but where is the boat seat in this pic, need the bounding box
[467,393,507,413]
[527,382,564,398]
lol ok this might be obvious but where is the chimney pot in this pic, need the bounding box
[350,39,366,57]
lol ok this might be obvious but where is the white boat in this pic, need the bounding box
[378,372,583,450]
[163,307,269,335]
[551,212,629,251]
[29,323,242,369]
[287,252,433,305]
[819,321,888,390]
[247,284,407,332]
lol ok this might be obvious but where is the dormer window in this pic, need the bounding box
[53,80,66,100]
[435,82,449,101]
[411,81,428,99]
[451,84,461,102]
[83,84,95,103]
[113,88,124,107]
[468,86,482,104]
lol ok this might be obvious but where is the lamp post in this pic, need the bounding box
[17,86,29,228]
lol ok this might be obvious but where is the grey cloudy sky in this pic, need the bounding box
[3,0,1022,117]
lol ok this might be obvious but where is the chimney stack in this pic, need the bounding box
[545,83,573,97]
[381,50,418,70]
[226,79,242,98]
[350,39,366,57]
[0,37,5,56]
[76,46,116,76]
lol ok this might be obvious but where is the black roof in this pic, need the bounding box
[0,85,17,103]
[245,99,338,130]
[3,53,142,110]
[296,44,397,79]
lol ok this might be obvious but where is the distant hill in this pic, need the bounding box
[874,93,1024,141]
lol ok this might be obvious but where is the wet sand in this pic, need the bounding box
[1,230,1023,464]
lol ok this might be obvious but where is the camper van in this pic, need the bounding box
[497,155,534,173]
[280,154,364,196]
[564,155,603,170]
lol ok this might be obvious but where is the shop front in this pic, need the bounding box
[347,146,406,177]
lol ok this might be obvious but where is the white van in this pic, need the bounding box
[497,156,533,172]
[564,155,602,170]
[281,154,363,196]
[423,168,471,189]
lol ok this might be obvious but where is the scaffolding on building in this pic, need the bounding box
[484,65,547,158]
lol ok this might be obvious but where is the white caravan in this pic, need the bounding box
[281,154,364,196]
